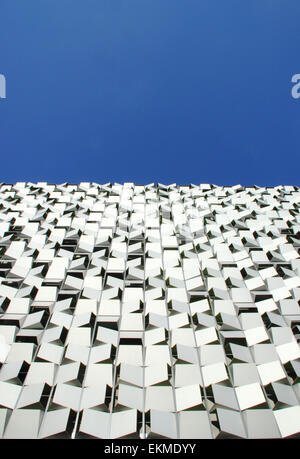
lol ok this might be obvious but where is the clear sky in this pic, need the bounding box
[0,0,299,186]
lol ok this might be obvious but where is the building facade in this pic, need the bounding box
[0,182,299,438]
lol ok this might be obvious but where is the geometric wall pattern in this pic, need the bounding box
[0,182,300,438]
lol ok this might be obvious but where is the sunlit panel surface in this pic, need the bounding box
[0,182,299,438]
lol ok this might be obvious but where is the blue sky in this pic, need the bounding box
[0,0,299,186]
